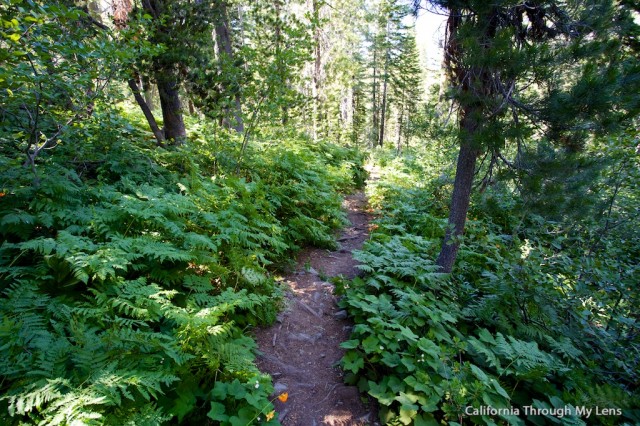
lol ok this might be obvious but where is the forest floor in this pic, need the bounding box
[255,188,378,425]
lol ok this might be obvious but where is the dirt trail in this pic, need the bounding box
[255,191,376,426]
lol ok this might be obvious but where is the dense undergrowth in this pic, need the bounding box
[0,108,365,425]
[339,139,640,425]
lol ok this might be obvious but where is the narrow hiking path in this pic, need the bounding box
[255,190,377,426]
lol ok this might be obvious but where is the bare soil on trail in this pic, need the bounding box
[255,191,378,426]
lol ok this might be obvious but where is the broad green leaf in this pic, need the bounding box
[367,380,394,406]
[340,339,360,349]
[207,402,228,422]
[414,413,439,426]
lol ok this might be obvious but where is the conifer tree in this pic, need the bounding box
[368,0,421,147]
[413,0,640,272]
[242,0,311,126]
[320,0,368,143]
[212,0,244,132]
[390,30,423,152]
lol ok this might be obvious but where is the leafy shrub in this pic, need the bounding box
[341,146,640,425]
[0,106,363,424]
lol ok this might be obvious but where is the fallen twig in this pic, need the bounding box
[297,300,321,318]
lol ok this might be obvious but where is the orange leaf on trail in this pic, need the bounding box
[277,392,288,402]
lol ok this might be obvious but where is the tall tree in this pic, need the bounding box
[377,21,390,147]
[139,0,187,144]
[113,0,222,144]
[311,0,324,140]
[413,0,640,272]
[370,36,379,145]
[241,0,310,126]
[391,30,422,153]
[319,0,367,142]
[79,0,168,144]
[213,0,244,133]
[367,0,418,147]
[350,62,368,146]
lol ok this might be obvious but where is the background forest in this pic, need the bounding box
[0,0,639,425]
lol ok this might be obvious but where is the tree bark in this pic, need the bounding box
[214,0,244,133]
[378,78,387,146]
[274,0,289,125]
[140,0,186,145]
[142,76,155,111]
[436,106,481,273]
[351,79,362,146]
[378,51,389,147]
[396,99,404,154]
[371,47,379,147]
[128,78,165,144]
[156,71,186,144]
[435,9,485,273]
[312,0,322,141]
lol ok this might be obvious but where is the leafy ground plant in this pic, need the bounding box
[0,106,364,424]
[340,146,640,425]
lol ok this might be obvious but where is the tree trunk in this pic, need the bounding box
[396,100,404,154]
[405,110,410,152]
[140,0,186,145]
[231,96,244,133]
[156,71,186,144]
[128,78,165,144]
[436,106,481,273]
[378,55,388,147]
[142,76,155,111]
[312,0,322,141]
[435,9,485,273]
[351,79,362,146]
[371,47,378,147]
[214,0,244,133]
[87,1,102,22]
[274,0,289,125]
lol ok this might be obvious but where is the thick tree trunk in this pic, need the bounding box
[214,1,244,133]
[351,82,356,143]
[156,72,186,144]
[378,21,390,147]
[436,106,481,273]
[404,111,410,152]
[140,0,186,145]
[128,78,165,144]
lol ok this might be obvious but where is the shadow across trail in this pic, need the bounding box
[255,191,376,426]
